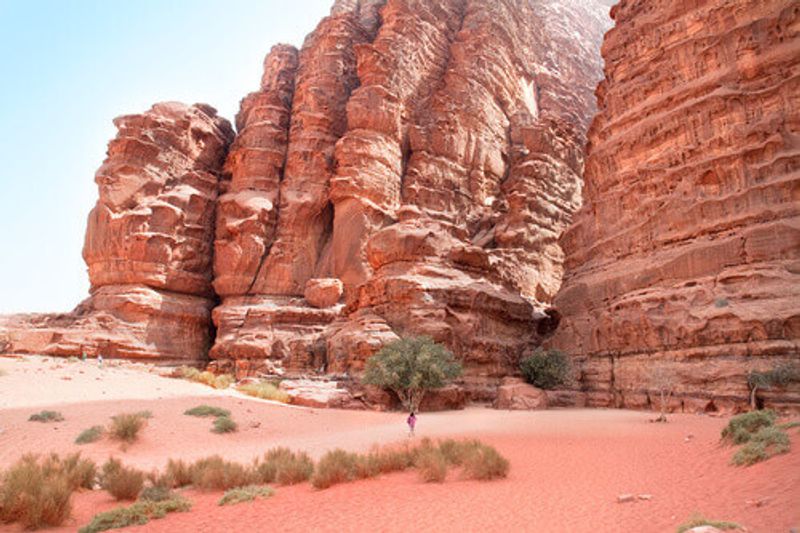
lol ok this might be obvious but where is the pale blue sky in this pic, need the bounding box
[0,0,332,312]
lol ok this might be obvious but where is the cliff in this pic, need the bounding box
[547,0,800,411]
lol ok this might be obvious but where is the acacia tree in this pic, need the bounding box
[362,336,463,412]
[747,363,799,410]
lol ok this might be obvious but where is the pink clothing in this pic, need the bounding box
[407,414,417,428]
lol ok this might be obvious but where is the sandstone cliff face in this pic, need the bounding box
[548,0,800,411]
[1,103,233,361]
[211,0,609,396]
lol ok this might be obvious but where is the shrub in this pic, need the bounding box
[157,459,194,489]
[311,449,361,489]
[367,444,415,474]
[0,454,74,529]
[415,448,447,483]
[461,443,510,480]
[212,415,238,434]
[747,363,799,409]
[54,453,97,490]
[676,514,742,532]
[362,336,463,412]
[78,494,191,533]
[28,410,64,423]
[100,459,145,501]
[108,412,148,444]
[76,425,105,445]
[218,485,275,506]
[190,456,252,490]
[184,405,231,418]
[437,438,482,466]
[721,410,777,445]
[237,381,290,403]
[519,348,570,389]
[137,485,174,503]
[176,366,234,389]
[731,426,790,466]
[254,448,313,485]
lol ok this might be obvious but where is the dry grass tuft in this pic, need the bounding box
[100,458,145,501]
[237,381,290,403]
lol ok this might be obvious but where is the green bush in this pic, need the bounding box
[461,442,510,480]
[676,514,742,532]
[731,426,790,466]
[184,405,231,418]
[415,448,447,483]
[519,348,571,389]
[78,494,191,533]
[721,410,778,445]
[100,459,145,501]
[254,448,313,485]
[137,485,174,503]
[76,425,105,445]
[362,336,463,412]
[108,412,148,444]
[28,410,64,422]
[238,382,290,403]
[212,415,238,434]
[218,485,275,506]
[190,456,252,491]
[0,454,75,529]
[311,449,361,489]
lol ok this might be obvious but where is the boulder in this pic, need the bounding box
[304,278,344,308]
[495,378,548,410]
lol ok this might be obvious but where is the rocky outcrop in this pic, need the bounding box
[548,0,800,411]
[0,103,233,361]
[210,0,609,402]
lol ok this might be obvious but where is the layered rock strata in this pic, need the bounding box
[548,0,800,411]
[0,103,233,361]
[211,0,609,399]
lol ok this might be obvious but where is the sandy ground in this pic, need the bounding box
[0,355,798,533]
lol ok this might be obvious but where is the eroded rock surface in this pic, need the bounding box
[210,0,609,401]
[547,0,800,411]
[1,103,233,361]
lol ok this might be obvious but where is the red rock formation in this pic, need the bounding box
[0,103,233,361]
[211,0,609,403]
[548,0,800,411]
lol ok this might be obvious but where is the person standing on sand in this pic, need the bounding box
[407,412,417,437]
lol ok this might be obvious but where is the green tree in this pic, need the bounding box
[747,363,799,410]
[519,348,571,390]
[362,336,462,412]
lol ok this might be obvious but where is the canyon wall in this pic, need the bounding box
[0,103,233,361]
[210,0,609,400]
[548,0,800,411]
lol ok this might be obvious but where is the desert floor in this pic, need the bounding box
[0,355,797,533]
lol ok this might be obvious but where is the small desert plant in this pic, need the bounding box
[415,448,448,483]
[237,381,291,403]
[519,348,571,390]
[100,458,145,501]
[108,412,148,444]
[0,454,74,529]
[153,459,194,489]
[184,405,231,418]
[76,425,105,445]
[460,442,510,480]
[212,415,238,434]
[54,453,97,490]
[218,485,275,506]
[78,494,191,533]
[190,456,252,490]
[731,426,791,466]
[437,438,483,466]
[721,410,778,445]
[254,448,314,485]
[362,336,463,412]
[676,513,742,532]
[176,366,234,389]
[747,363,799,409]
[28,410,64,422]
[137,485,174,503]
[311,449,361,489]
[364,444,415,474]
[779,420,800,431]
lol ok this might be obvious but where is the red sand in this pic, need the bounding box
[0,355,798,532]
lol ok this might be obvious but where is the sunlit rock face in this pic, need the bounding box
[210,0,609,398]
[547,0,800,412]
[0,103,233,361]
